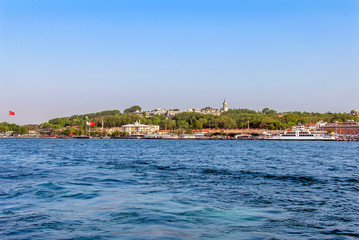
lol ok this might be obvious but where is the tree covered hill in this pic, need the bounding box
[41,107,358,131]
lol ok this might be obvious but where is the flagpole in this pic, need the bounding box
[85,116,88,136]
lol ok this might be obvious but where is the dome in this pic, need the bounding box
[350,109,359,115]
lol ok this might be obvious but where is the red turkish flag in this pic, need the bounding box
[90,121,96,126]
[9,111,15,115]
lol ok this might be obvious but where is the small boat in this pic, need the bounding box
[234,133,252,140]
[160,134,178,139]
[144,134,162,139]
[144,134,178,139]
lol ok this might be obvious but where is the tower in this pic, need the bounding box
[223,98,228,112]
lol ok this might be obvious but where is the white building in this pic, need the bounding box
[150,108,166,115]
[166,109,182,117]
[200,108,221,115]
[121,121,159,134]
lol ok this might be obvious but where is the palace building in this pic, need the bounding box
[121,121,159,134]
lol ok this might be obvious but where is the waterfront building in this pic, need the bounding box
[121,121,159,134]
[157,130,172,135]
[26,130,41,137]
[315,121,327,129]
[301,122,325,130]
[148,124,160,132]
[319,120,359,135]
[306,123,317,130]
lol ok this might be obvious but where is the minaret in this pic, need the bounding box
[223,98,228,112]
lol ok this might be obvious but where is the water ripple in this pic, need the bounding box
[0,139,358,239]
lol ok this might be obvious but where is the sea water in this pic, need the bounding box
[0,139,358,239]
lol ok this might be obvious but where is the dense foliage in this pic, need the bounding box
[0,122,28,134]
[123,105,142,114]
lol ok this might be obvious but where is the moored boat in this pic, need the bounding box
[267,128,335,141]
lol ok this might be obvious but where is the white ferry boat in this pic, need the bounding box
[268,128,335,141]
[144,134,178,139]
[161,134,178,139]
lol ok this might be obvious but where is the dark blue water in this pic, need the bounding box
[0,139,358,239]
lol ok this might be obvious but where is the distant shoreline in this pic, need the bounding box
[1,137,357,141]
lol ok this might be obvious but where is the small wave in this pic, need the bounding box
[262,174,320,184]
[1,189,27,200]
[321,229,359,237]
[135,160,151,165]
[202,168,232,175]
[68,181,93,186]
[345,178,359,183]
[2,172,34,179]
[110,211,140,222]
[100,178,122,183]
[201,168,322,185]
[61,192,99,199]
[110,211,178,225]
[239,170,324,185]
[35,190,55,198]
[155,165,171,170]
[37,182,64,190]
[15,213,49,223]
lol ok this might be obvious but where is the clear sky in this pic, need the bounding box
[0,0,358,124]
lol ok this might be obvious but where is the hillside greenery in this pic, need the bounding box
[41,107,358,131]
[0,122,28,134]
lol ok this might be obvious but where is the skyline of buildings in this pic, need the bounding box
[136,98,229,117]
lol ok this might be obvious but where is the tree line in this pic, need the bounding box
[1,107,357,135]
[0,122,28,134]
[40,107,358,132]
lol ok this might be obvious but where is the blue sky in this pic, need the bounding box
[0,0,358,124]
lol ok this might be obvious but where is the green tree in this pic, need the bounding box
[152,116,161,125]
[111,131,121,137]
[62,129,70,135]
[177,120,189,129]
[194,120,203,129]
[124,105,142,114]
[14,126,28,134]
[262,108,270,114]
[0,125,8,133]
